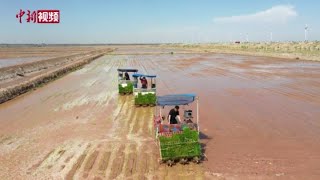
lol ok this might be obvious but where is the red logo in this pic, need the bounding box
[16,9,26,23]
[16,9,60,24]
[27,10,37,23]
[37,10,60,23]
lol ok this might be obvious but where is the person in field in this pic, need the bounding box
[140,76,148,89]
[124,72,130,80]
[168,106,181,124]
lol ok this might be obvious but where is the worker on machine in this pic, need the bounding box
[124,72,130,80]
[168,106,181,124]
[140,76,148,89]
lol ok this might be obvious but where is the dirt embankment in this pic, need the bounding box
[166,42,320,61]
[0,45,109,59]
[0,49,113,104]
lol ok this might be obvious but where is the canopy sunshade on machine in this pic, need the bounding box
[132,74,157,78]
[117,69,138,73]
[156,94,196,106]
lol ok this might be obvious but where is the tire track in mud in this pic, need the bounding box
[25,141,91,179]
[82,150,99,178]
[131,56,205,179]
[96,55,204,179]
[52,56,120,112]
[27,149,55,174]
[128,104,139,135]
[102,87,154,179]
[97,151,111,177]
[65,152,87,180]
[67,55,155,179]
[138,107,153,136]
[11,53,205,179]
[108,144,126,179]
[123,144,138,178]
[19,56,123,179]
[265,85,320,104]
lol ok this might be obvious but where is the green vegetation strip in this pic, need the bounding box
[135,92,156,105]
[159,128,201,160]
[118,82,133,94]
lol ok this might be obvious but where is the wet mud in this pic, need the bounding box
[0,46,320,179]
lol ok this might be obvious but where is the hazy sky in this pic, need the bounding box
[0,0,319,43]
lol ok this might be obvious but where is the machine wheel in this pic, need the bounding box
[166,160,174,167]
[192,156,200,164]
[179,158,188,165]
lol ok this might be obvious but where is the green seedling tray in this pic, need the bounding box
[159,128,201,160]
[135,92,156,105]
[118,82,133,94]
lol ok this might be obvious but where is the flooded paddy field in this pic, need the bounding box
[0,57,51,68]
[0,45,109,68]
[0,46,320,179]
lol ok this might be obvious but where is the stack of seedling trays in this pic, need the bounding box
[118,82,133,95]
[158,127,201,165]
[135,92,156,106]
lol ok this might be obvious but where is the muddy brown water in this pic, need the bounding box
[0,46,320,179]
